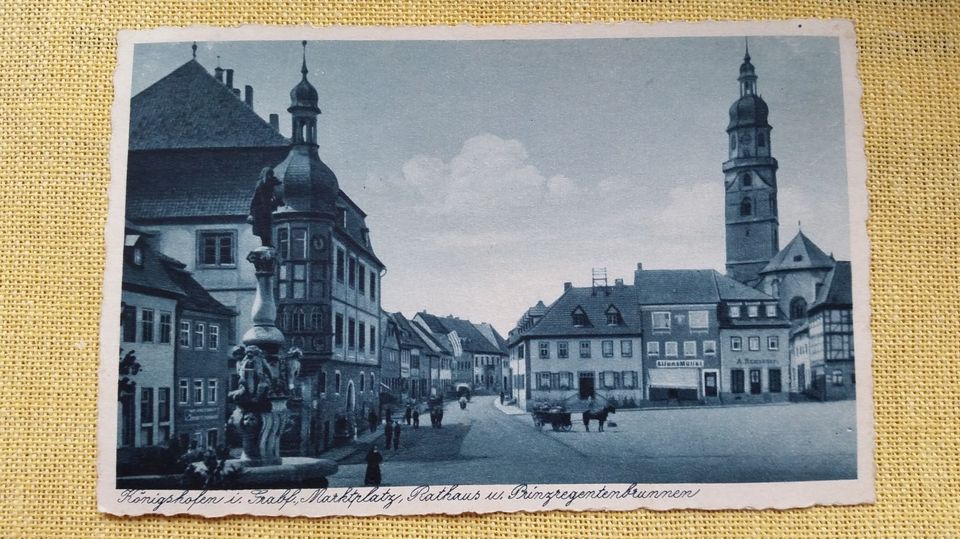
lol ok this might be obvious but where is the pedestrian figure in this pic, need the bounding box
[412,409,420,428]
[384,419,393,448]
[392,422,401,451]
[404,405,412,425]
[363,446,383,486]
[368,410,378,433]
[500,391,505,405]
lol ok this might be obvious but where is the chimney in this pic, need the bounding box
[615,278,624,287]
[225,69,234,89]
[269,114,279,131]
[563,282,572,292]
[214,66,224,83]
[636,262,643,271]
[634,262,643,286]
[244,85,253,107]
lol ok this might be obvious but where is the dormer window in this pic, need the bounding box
[793,254,803,262]
[132,246,143,267]
[571,306,590,327]
[605,305,623,326]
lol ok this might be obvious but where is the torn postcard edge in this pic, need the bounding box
[99,19,873,517]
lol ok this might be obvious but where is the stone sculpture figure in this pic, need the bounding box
[248,167,284,247]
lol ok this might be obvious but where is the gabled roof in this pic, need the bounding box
[635,270,721,305]
[809,261,852,312]
[714,272,773,301]
[122,240,185,298]
[130,60,288,151]
[760,231,835,274]
[475,322,509,354]
[391,312,432,351]
[159,255,236,317]
[416,312,505,355]
[523,285,640,338]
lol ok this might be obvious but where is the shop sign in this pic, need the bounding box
[734,358,779,365]
[182,407,220,422]
[656,359,703,368]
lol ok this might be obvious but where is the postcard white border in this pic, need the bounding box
[99,19,874,517]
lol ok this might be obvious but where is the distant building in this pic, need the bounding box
[507,301,547,410]
[414,312,508,395]
[379,310,403,404]
[391,312,438,403]
[803,261,854,400]
[512,279,642,410]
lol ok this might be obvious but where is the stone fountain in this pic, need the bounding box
[217,167,336,488]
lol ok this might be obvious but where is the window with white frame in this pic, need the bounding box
[140,309,155,343]
[197,230,236,267]
[730,336,742,351]
[765,304,777,317]
[748,336,761,351]
[602,340,614,358]
[683,341,697,357]
[579,341,591,358]
[747,305,759,318]
[832,369,844,385]
[208,324,219,350]
[178,379,188,404]
[767,336,779,350]
[537,372,552,390]
[207,379,218,404]
[688,310,708,329]
[729,305,741,318]
[621,370,638,389]
[665,341,678,357]
[159,312,172,344]
[539,341,550,359]
[652,312,671,330]
[620,340,632,357]
[646,341,660,356]
[192,380,203,404]
[193,322,205,349]
[557,341,568,359]
[602,371,618,389]
[703,340,717,355]
[558,371,573,390]
[178,320,190,347]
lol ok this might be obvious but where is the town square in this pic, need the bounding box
[111,30,861,491]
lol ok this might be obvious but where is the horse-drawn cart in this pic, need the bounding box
[532,405,572,431]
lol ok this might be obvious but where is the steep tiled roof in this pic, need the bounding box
[810,261,853,312]
[123,241,185,298]
[475,322,509,354]
[635,270,720,305]
[416,312,505,355]
[391,312,432,350]
[759,231,835,274]
[130,60,288,151]
[159,255,236,317]
[522,285,640,338]
[126,147,289,220]
[714,272,774,301]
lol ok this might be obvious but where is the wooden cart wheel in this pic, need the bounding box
[552,422,561,431]
[561,424,572,432]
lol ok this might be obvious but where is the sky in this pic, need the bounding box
[131,36,851,335]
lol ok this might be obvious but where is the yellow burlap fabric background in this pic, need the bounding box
[0,0,956,537]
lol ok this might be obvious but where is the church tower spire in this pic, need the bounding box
[723,42,780,284]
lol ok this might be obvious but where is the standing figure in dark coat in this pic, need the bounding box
[384,420,393,449]
[367,410,378,433]
[404,405,412,425]
[392,422,401,451]
[412,409,420,428]
[363,447,383,486]
[248,167,284,247]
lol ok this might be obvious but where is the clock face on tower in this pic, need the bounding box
[739,133,752,145]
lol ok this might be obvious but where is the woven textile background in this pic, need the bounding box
[0,0,956,537]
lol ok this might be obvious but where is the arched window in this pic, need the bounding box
[277,306,289,330]
[360,372,365,392]
[740,197,753,216]
[730,133,737,151]
[292,307,305,331]
[757,132,766,147]
[742,173,753,187]
[310,308,322,331]
[789,296,808,320]
[318,370,327,394]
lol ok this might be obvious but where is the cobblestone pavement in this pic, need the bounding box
[329,396,857,487]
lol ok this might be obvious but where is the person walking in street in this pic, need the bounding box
[363,446,383,486]
[404,405,412,425]
[412,408,420,428]
[392,422,401,451]
[384,419,393,449]
[367,410,378,433]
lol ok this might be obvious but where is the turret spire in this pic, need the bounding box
[301,40,308,77]
[744,37,750,62]
[191,42,197,59]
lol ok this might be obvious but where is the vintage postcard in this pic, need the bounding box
[98,20,874,517]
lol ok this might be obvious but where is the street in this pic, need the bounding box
[331,396,858,487]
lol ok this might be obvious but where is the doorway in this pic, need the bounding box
[578,371,595,400]
[749,369,762,394]
[703,371,718,397]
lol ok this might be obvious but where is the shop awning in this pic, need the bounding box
[647,368,699,389]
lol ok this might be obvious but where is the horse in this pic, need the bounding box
[582,405,616,432]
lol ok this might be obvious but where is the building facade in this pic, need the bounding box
[414,312,507,395]
[717,300,790,404]
[515,280,642,410]
[805,261,855,400]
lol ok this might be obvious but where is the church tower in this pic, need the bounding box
[723,42,780,284]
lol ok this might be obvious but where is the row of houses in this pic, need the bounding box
[508,247,854,411]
